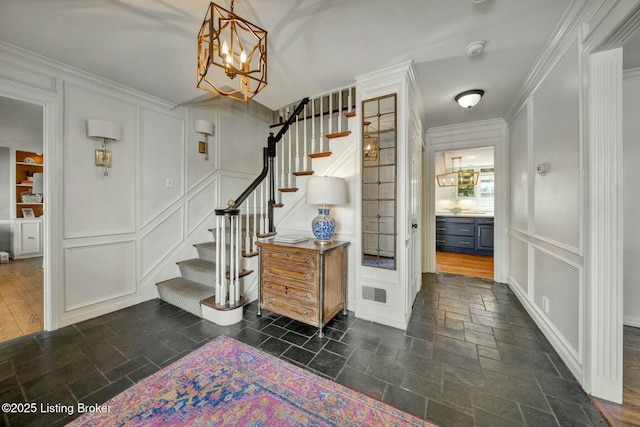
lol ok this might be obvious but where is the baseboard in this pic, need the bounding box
[623,315,640,328]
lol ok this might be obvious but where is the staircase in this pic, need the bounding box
[156,85,356,326]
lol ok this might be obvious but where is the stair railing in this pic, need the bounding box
[212,97,309,309]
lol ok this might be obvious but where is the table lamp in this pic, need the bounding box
[306,176,347,243]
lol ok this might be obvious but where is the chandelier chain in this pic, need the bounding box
[230,0,234,12]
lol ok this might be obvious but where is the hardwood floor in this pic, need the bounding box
[435,250,494,280]
[592,326,640,426]
[0,257,43,342]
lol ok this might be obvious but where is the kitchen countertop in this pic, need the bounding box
[436,212,494,218]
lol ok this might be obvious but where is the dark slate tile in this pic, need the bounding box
[259,337,291,357]
[104,356,150,382]
[479,356,536,383]
[482,371,549,411]
[169,311,202,327]
[406,319,435,341]
[433,349,481,373]
[180,320,226,342]
[283,320,317,337]
[308,350,346,379]
[21,370,67,400]
[260,323,288,339]
[426,400,474,427]
[534,371,592,406]
[464,329,498,349]
[443,364,483,388]
[546,395,595,427]
[340,330,381,353]
[280,331,309,346]
[442,378,473,410]
[323,339,353,358]
[35,326,85,352]
[410,338,434,357]
[68,370,109,400]
[335,366,386,400]
[472,389,525,425]
[82,377,134,406]
[127,363,160,383]
[383,384,426,419]
[155,327,198,351]
[302,335,329,353]
[475,407,524,427]
[230,328,269,348]
[395,350,440,381]
[400,372,443,399]
[322,326,345,341]
[435,335,478,360]
[477,345,501,361]
[520,406,560,427]
[282,346,315,366]
[346,348,373,372]
[497,342,557,372]
[366,354,405,385]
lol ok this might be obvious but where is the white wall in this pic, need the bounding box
[0,42,268,329]
[505,38,585,381]
[623,69,640,327]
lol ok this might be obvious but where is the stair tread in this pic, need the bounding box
[156,277,214,290]
[225,269,254,279]
[177,258,215,270]
[344,111,356,118]
[293,171,314,176]
[309,151,332,159]
[279,188,298,192]
[325,131,351,139]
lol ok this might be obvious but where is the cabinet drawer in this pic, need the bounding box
[436,216,474,224]
[263,265,316,284]
[447,223,475,236]
[477,218,494,225]
[262,290,317,325]
[435,234,475,249]
[263,248,316,270]
[262,281,316,304]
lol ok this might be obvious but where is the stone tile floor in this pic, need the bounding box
[0,273,607,426]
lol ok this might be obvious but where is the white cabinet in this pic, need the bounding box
[14,219,42,258]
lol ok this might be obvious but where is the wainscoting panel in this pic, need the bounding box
[533,246,581,356]
[141,206,184,277]
[508,235,529,297]
[186,177,217,234]
[508,102,529,233]
[64,240,136,311]
[63,83,137,238]
[140,108,185,227]
[531,40,581,253]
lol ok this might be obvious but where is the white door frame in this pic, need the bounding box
[424,119,508,283]
[0,84,60,332]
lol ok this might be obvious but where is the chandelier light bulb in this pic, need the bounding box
[240,50,247,64]
[222,40,229,55]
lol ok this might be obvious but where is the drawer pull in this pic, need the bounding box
[304,275,308,281]
[268,268,272,273]
[460,229,471,232]
[304,311,308,315]
[436,240,446,243]
[286,253,290,257]
[266,284,272,288]
[303,293,308,297]
[460,242,471,245]
[436,228,446,231]
[304,257,309,263]
[268,253,272,257]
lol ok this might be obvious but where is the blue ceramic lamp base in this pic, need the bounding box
[311,207,336,244]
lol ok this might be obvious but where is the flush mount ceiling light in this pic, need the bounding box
[455,89,484,109]
[197,0,267,102]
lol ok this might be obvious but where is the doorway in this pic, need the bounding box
[0,96,45,342]
[434,147,494,280]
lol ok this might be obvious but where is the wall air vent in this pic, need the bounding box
[362,286,387,303]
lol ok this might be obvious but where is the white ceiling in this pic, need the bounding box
[0,0,572,128]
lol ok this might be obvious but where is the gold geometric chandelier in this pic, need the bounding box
[436,156,479,187]
[197,0,268,102]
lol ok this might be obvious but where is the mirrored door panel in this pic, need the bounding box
[361,93,397,270]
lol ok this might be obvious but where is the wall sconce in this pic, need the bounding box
[195,119,214,161]
[86,119,121,176]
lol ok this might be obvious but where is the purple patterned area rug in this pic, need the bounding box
[69,335,436,426]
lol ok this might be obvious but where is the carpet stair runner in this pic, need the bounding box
[156,229,253,318]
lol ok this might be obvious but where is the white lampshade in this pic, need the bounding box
[32,173,43,195]
[195,119,214,136]
[86,119,121,141]
[455,90,484,109]
[306,176,348,205]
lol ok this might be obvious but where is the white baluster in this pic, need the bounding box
[245,203,250,255]
[252,189,258,252]
[288,115,294,189]
[259,181,264,234]
[338,89,342,133]
[329,91,333,138]
[348,86,352,114]
[235,213,240,304]
[281,108,288,189]
[311,98,316,155]
[229,215,235,307]
[215,215,221,305]
[304,103,309,171]
[220,215,227,306]
[295,114,300,172]
[320,96,324,152]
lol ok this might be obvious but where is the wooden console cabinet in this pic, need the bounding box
[256,239,349,338]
